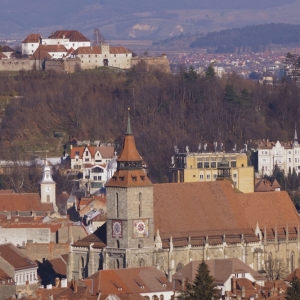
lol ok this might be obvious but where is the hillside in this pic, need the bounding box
[0,66,299,183]
[1,0,300,40]
[190,23,300,52]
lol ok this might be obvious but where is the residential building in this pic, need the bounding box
[22,30,90,56]
[72,44,132,69]
[0,243,38,285]
[67,113,300,282]
[258,127,300,176]
[170,150,254,193]
[83,267,174,299]
[173,258,265,298]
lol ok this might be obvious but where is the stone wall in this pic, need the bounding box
[131,56,170,73]
[0,58,35,71]
[45,58,80,73]
[19,243,69,262]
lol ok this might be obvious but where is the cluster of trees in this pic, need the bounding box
[0,63,300,185]
[190,23,300,53]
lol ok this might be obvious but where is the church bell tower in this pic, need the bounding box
[105,110,154,268]
[39,160,56,205]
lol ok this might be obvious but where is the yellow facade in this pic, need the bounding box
[171,152,254,193]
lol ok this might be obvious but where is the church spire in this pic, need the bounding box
[294,123,298,146]
[126,108,132,135]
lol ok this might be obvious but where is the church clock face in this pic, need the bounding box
[133,219,149,238]
[46,186,51,192]
[112,220,122,238]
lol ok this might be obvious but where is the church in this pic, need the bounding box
[68,113,300,281]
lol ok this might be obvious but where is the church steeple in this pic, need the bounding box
[39,159,56,204]
[126,108,132,135]
[294,123,298,146]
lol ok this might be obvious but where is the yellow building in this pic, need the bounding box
[170,152,254,193]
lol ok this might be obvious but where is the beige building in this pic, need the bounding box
[72,44,132,70]
[67,114,300,283]
[170,151,254,193]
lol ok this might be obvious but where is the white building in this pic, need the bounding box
[22,30,90,56]
[72,44,132,69]
[0,243,38,285]
[258,127,300,176]
[39,160,56,206]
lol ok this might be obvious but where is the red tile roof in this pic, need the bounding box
[48,257,67,276]
[285,268,300,281]
[73,225,106,248]
[2,46,14,52]
[110,46,131,54]
[0,193,53,212]
[22,33,41,43]
[0,52,8,59]
[0,243,37,270]
[48,30,90,42]
[72,46,101,55]
[0,268,14,285]
[84,267,173,295]
[70,146,114,159]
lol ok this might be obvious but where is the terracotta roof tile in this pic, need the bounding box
[0,193,53,212]
[73,224,106,248]
[2,46,14,52]
[48,30,90,42]
[0,243,37,270]
[0,268,14,284]
[106,169,152,187]
[73,46,101,55]
[22,33,41,43]
[117,135,143,162]
[48,257,67,276]
[110,46,131,54]
[285,268,300,281]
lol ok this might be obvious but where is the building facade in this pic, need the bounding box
[170,151,254,193]
[68,115,300,283]
[258,128,300,176]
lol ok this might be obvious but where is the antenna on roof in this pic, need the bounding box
[233,144,236,152]
[204,143,207,151]
[198,143,201,152]
[186,146,189,154]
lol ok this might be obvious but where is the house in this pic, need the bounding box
[22,30,90,56]
[72,44,132,69]
[173,258,265,298]
[0,243,38,285]
[254,178,281,192]
[83,267,174,300]
[1,46,14,58]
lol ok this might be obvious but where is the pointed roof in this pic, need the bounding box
[106,110,152,187]
[294,123,299,146]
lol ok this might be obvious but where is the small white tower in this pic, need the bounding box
[39,160,56,205]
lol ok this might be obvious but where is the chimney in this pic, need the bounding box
[55,277,60,288]
[73,280,78,293]
[232,277,237,295]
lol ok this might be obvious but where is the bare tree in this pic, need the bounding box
[93,28,105,46]
[265,256,288,280]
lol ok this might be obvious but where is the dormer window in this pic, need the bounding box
[119,177,125,181]
[112,177,117,181]
[75,151,79,156]
[132,176,137,181]
[85,151,88,156]
[140,176,145,181]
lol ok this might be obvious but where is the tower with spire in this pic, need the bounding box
[39,160,56,205]
[105,109,154,269]
[294,123,299,147]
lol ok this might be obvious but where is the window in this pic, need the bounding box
[132,176,137,181]
[242,273,245,278]
[126,54,128,57]
[204,162,209,168]
[81,55,83,58]
[86,151,88,156]
[233,174,237,178]
[94,176,97,180]
[85,158,89,162]
[47,195,50,202]
[197,162,203,168]
[140,176,145,180]
[213,174,217,179]
[76,158,78,162]
[88,55,90,57]
[139,193,142,217]
[231,161,236,167]
[207,174,210,180]
[114,54,116,57]
[95,55,97,57]
[116,193,119,218]
[211,162,216,168]
[289,158,291,163]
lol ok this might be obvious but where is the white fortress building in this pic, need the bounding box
[258,127,300,176]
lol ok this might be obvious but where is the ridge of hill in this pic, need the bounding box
[1,0,300,40]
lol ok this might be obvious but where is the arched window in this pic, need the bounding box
[114,259,120,269]
[139,258,145,267]
[139,193,142,217]
[159,295,164,300]
[116,193,119,218]
[116,240,120,249]
[291,251,295,272]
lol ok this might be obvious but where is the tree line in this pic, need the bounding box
[190,23,300,53]
[0,64,300,185]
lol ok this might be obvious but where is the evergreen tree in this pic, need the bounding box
[224,84,240,106]
[179,261,219,300]
[205,64,215,78]
[286,276,300,300]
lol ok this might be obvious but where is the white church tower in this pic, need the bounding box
[39,160,56,205]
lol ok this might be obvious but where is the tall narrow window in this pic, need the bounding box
[139,193,142,217]
[47,195,50,202]
[291,251,295,272]
[116,193,119,218]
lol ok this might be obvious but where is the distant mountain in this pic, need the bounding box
[0,0,299,40]
[190,23,300,52]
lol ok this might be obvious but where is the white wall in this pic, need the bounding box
[15,268,38,285]
[0,228,50,246]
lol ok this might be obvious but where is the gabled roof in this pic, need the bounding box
[110,46,131,54]
[70,146,114,159]
[0,268,14,285]
[285,268,300,281]
[84,266,172,295]
[48,30,90,42]
[73,224,106,248]
[0,243,37,270]
[22,33,41,43]
[173,258,265,285]
[0,193,53,212]
[73,46,101,55]
[2,46,14,52]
